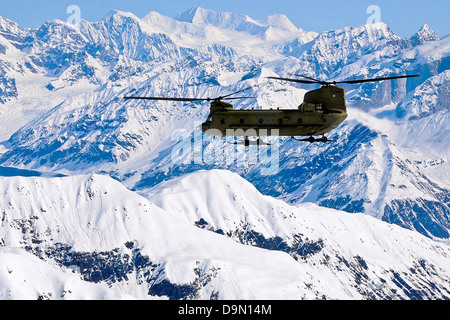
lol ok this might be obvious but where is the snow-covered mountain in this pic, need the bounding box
[0,7,448,236]
[396,70,450,119]
[174,6,317,43]
[410,24,441,47]
[0,7,449,299]
[0,248,134,300]
[1,171,450,300]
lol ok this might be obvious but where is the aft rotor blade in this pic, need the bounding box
[267,76,320,84]
[335,74,420,84]
[220,81,269,99]
[124,96,212,102]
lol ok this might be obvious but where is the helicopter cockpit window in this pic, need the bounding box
[207,116,212,122]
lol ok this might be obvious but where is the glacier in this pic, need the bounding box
[0,7,449,299]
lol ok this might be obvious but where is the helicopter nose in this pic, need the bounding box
[199,122,210,132]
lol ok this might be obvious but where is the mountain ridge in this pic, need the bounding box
[0,7,449,300]
[0,4,448,269]
[1,171,450,299]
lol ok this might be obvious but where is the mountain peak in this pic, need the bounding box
[171,7,309,43]
[0,15,18,28]
[175,7,210,24]
[410,24,440,46]
[175,6,204,22]
[175,7,251,27]
[101,10,140,22]
[0,15,27,41]
[264,14,299,32]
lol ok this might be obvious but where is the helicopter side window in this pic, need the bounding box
[259,118,264,124]
[207,116,212,122]
[278,118,283,124]
[239,119,245,124]
[297,118,303,124]
[220,119,226,124]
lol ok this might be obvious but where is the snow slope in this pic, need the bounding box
[0,7,448,300]
[0,248,133,300]
[0,7,447,239]
[1,172,450,299]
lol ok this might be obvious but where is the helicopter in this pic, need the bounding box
[124,74,419,145]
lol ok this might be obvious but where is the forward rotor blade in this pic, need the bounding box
[222,96,256,100]
[267,76,320,84]
[335,74,420,84]
[124,96,256,102]
[125,82,266,102]
[124,96,211,102]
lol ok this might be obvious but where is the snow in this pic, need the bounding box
[143,169,450,272]
[0,6,449,300]
[141,7,315,57]
[0,248,134,300]
[410,24,441,46]
[1,172,450,299]
[404,35,450,66]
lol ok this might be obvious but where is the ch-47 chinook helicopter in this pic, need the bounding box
[124,74,419,145]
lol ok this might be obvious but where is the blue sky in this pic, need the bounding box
[0,0,448,37]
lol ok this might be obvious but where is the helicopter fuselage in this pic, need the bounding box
[125,73,418,141]
[201,85,348,137]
